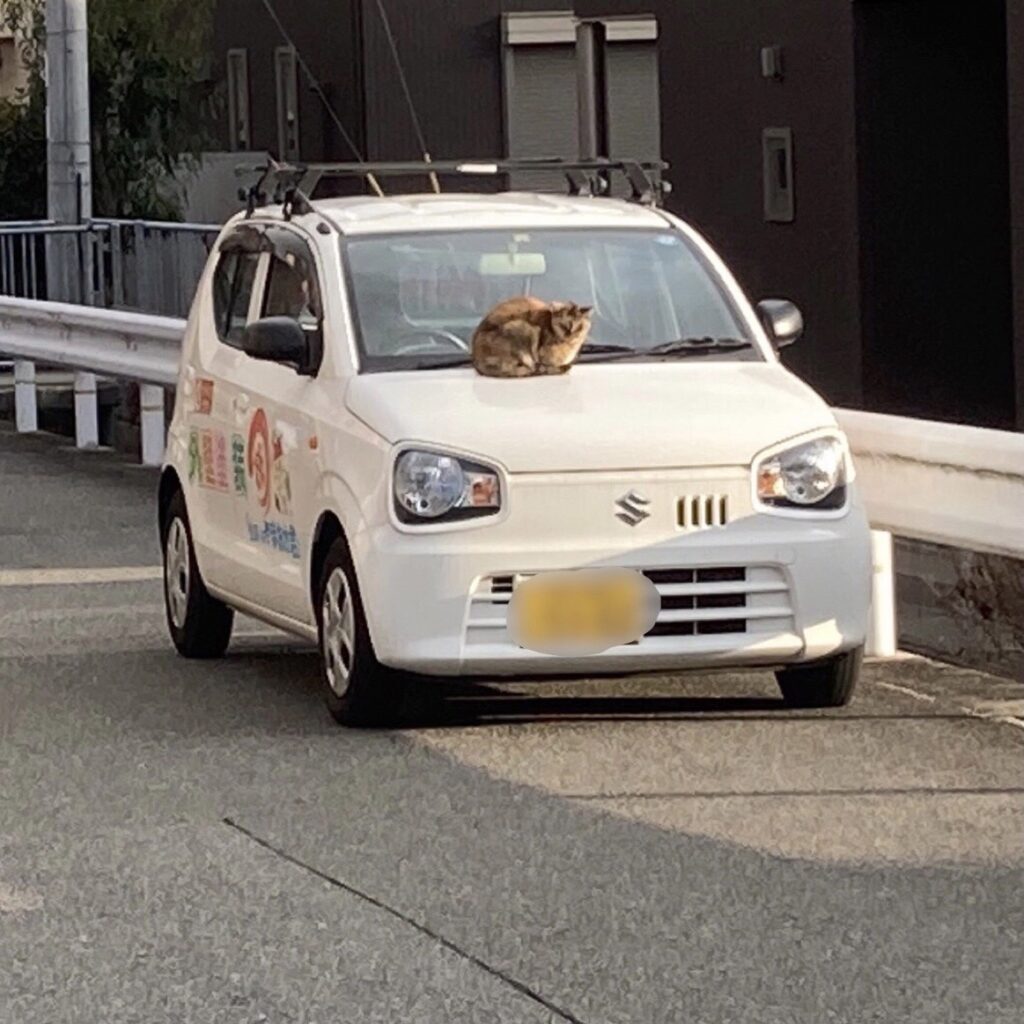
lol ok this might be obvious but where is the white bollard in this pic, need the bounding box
[73,371,99,448]
[139,383,166,467]
[867,529,898,658]
[14,360,38,433]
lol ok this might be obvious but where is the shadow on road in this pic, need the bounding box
[399,680,963,729]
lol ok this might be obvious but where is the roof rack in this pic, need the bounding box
[237,156,671,218]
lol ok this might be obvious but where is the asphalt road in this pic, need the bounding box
[2,422,1023,1024]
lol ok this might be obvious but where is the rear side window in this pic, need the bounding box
[212,250,260,346]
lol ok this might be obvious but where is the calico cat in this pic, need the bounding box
[471,297,593,378]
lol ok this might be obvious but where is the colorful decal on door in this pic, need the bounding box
[200,430,230,492]
[271,432,293,517]
[247,408,272,511]
[231,433,247,496]
[188,428,229,491]
[194,378,215,415]
[246,517,301,560]
[187,430,201,483]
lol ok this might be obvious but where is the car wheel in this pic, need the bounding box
[776,647,862,709]
[162,489,234,659]
[317,536,408,728]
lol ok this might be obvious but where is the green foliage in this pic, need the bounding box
[0,0,218,220]
[0,0,46,218]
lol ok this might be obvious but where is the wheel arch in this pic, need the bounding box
[309,511,346,618]
[158,466,184,535]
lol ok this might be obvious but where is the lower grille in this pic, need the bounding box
[641,568,747,637]
[466,564,794,649]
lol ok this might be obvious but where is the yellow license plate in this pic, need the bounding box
[508,568,660,656]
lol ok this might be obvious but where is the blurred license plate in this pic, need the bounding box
[508,568,660,656]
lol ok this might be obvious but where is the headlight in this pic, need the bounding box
[756,435,847,510]
[394,450,502,524]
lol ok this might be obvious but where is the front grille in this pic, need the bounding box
[466,564,794,650]
[678,494,730,530]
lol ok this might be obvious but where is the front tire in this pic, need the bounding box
[162,489,234,659]
[317,537,408,727]
[776,647,862,709]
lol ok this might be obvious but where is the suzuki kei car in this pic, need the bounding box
[159,181,872,726]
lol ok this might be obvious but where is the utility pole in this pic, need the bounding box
[44,0,99,449]
[45,0,92,302]
[576,19,609,196]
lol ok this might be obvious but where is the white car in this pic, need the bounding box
[159,168,871,726]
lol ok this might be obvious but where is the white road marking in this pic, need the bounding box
[876,680,1024,731]
[875,681,938,703]
[0,882,43,915]
[0,566,163,587]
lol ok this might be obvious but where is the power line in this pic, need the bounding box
[372,0,440,194]
[259,0,384,198]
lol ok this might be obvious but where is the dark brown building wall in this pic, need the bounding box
[855,0,1014,430]
[213,0,365,162]
[578,0,863,408]
[359,0,566,162]
[1006,0,1024,429]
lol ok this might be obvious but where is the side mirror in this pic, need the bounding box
[756,299,803,351]
[240,317,312,373]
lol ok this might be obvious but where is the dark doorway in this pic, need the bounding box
[855,0,1015,428]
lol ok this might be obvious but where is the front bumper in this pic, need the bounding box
[352,468,872,677]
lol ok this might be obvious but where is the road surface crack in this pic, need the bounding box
[223,817,588,1024]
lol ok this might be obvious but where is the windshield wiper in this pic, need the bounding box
[380,355,473,372]
[648,337,753,355]
[579,337,753,362]
[576,343,644,362]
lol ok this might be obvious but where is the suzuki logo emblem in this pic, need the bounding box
[615,490,651,527]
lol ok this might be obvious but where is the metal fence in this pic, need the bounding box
[0,219,221,318]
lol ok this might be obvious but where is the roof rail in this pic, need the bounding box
[237,156,671,216]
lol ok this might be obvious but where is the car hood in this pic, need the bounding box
[344,361,838,472]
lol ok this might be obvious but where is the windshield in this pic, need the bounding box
[343,229,761,372]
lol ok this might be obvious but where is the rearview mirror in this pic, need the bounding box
[479,252,547,276]
[756,299,803,350]
[240,317,311,373]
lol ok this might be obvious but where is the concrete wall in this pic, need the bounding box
[897,539,1024,682]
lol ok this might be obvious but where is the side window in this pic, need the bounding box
[259,226,325,372]
[212,250,260,346]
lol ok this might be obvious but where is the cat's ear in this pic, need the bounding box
[579,305,594,316]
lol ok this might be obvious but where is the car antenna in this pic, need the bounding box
[372,0,441,195]
[259,0,385,198]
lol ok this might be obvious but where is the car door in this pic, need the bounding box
[183,224,265,592]
[226,222,326,626]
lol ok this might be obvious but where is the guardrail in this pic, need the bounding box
[2,297,1022,659]
[1,296,1020,550]
[837,409,1024,560]
[0,297,183,465]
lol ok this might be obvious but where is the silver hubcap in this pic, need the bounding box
[322,568,356,697]
[165,518,190,630]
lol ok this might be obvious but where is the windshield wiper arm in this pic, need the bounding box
[576,343,646,363]
[646,337,753,356]
[386,355,473,371]
[578,338,753,363]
